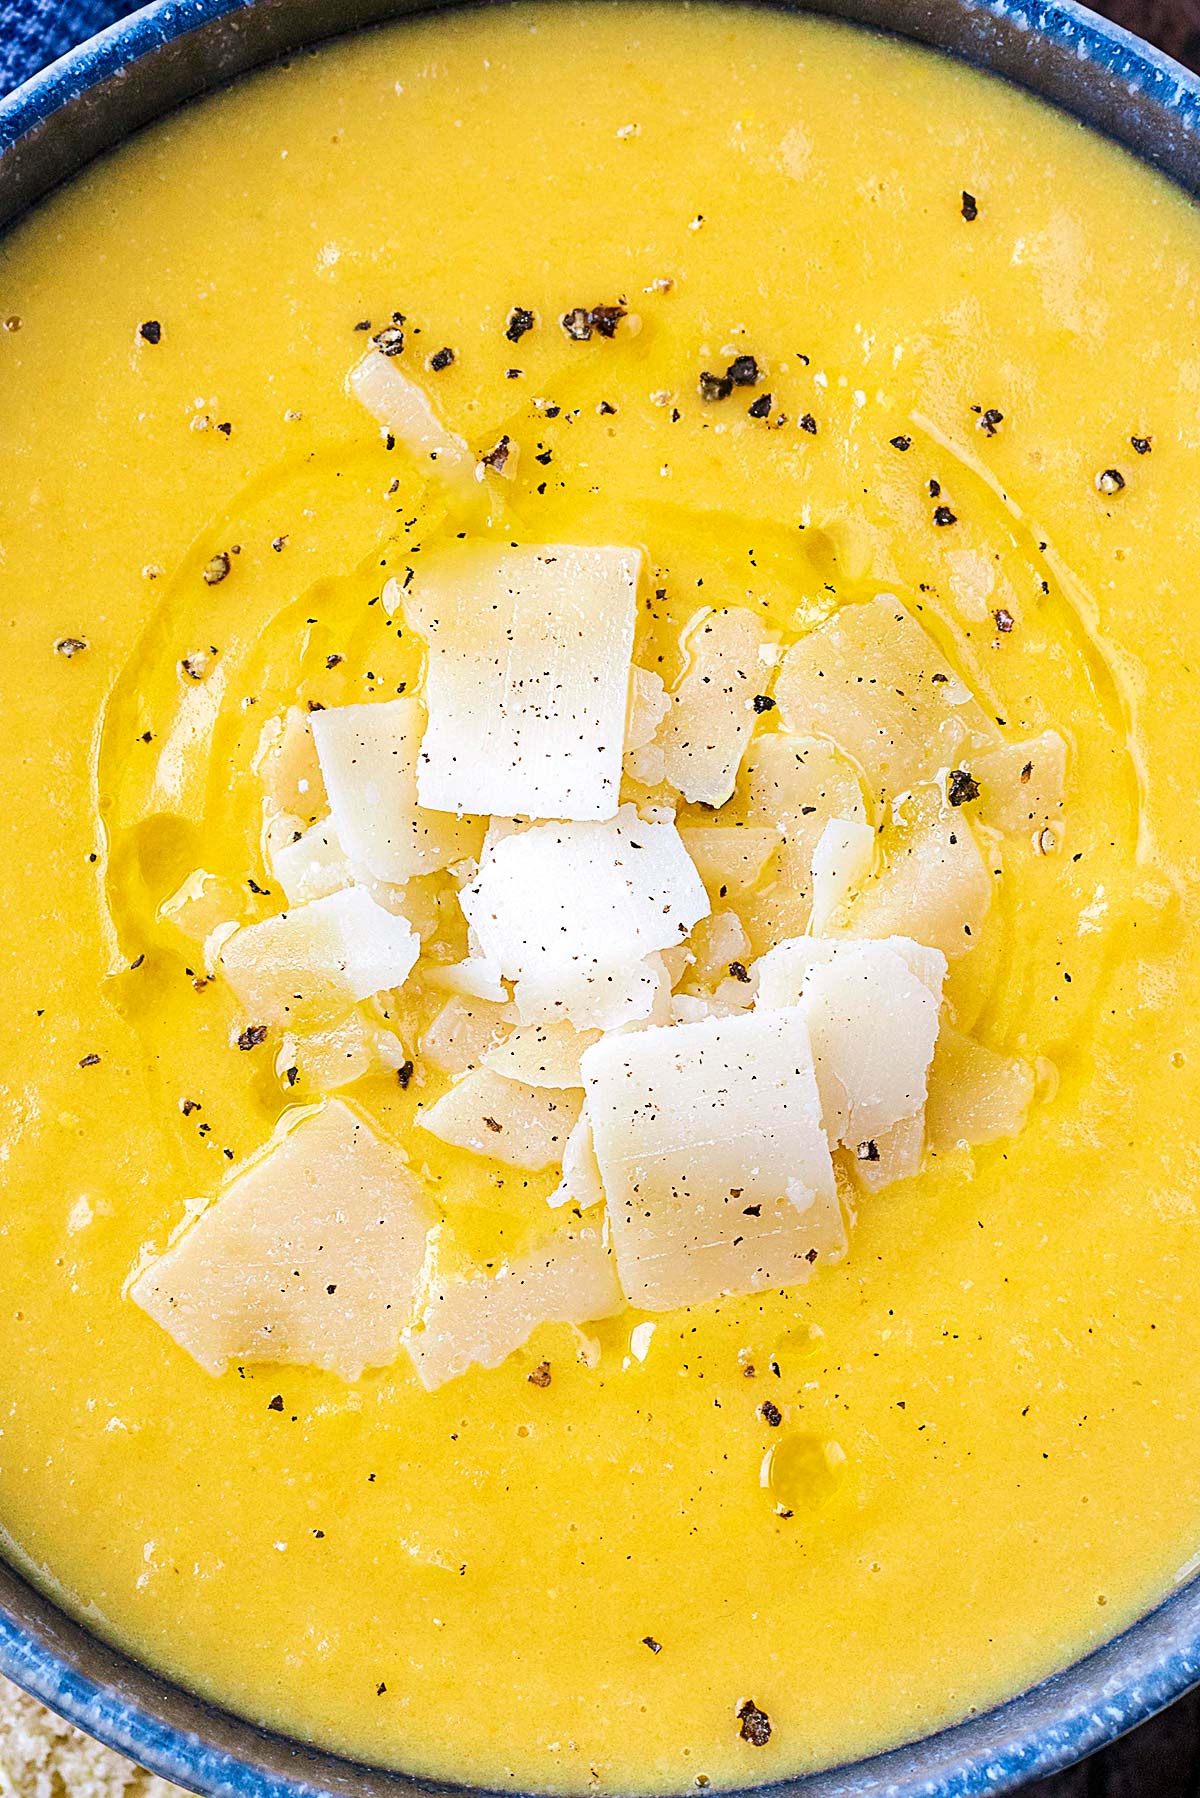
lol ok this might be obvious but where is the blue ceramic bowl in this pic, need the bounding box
[3,2,1200,1793]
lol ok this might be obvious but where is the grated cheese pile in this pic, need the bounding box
[131,369,1067,1392]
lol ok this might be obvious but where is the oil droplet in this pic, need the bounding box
[760,1432,846,1514]
[768,1321,825,1376]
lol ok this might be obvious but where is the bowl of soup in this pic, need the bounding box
[3,1,1200,1794]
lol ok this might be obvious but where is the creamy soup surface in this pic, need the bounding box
[3,2,1200,1789]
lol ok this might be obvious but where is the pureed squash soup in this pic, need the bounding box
[3,0,1200,1787]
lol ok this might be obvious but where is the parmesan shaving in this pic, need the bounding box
[131,1100,434,1379]
[406,543,640,821]
[971,731,1068,835]
[744,733,867,940]
[809,817,876,935]
[774,595,999,803]
[405,1223,623,1391]
[678,825,780,894]
[660,607,776,806]
[219,887,420,1024]
[483,1018,600,1088]
[548,1112,606,1210]
[834,785,992,960]
[925,1026,1035,1149]
[349,348,474,489]
[269,817,353,905]
[420,995,514,1076]
[460,806,709,1029]
[311,699,482,884]
[582,1009,842,1311]
[418,1067,582,1170]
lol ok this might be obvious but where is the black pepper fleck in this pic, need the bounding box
[961,190,978,221]
[947,768,980,806]
[238,1024,268,1051]
[505,306,535,342]
[699,370,734,403]
[737,1701,772,1747]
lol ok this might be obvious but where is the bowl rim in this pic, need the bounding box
[3,1,1200,1794]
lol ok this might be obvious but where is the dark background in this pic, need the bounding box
[2,0,1200,1789]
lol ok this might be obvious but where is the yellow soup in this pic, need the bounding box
[3,2,1200,1789]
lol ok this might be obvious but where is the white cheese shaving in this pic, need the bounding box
[834,785,992,960]
[787,940,942,1149]
[219,887,420,1024]
[660,607,776,806]
[970,731,1067,835]
[418,1067,582,1170]
[678,825,780,894]
[483,1018,600,1088]
[131,1100,434,1379]
[269,817,353,905]
[419,995,514,1076]
[582,1009,842,1311]
[809,817,876,935]
[274,1012,408,1091]
[406,542,640,821]
[774,595,999,804]
[743,733,867,940]
[158,869,241,953]
[925,1025,1035,1149]
[853,1112,926,1192]
[311,699,482,885]
[405,1223,623,1390]
[255,706,326,819]
[626,666,671,751]
[349,349,474,489]
[460,806,709,1029]
[548,1112,606,1210]
[424,955,508,1003]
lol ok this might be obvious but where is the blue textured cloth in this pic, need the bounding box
[0,0,137,98]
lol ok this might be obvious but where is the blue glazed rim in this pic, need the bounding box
[4,1,1200,1794]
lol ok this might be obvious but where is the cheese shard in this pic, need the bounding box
[774,595,999,803]
[420,995,513,1076]
[256,706,326,820]
[349,349,474,488]
[679,825,780,894]
[582,1009,842,1311]
[269,818,353,905]
[460,807,709,1029]
[743,734,867,941]
[418,1067,582,1170]
[548,1113,606,1210]
[789,940,942,1149]
[660,607,775,806]
[971,731,1068,835]
[130,1100,434,1380]
[809,817,876,935]
[219,887,420,1024]
[275,1012,409,1092]
[484,1019,600,1088]
[853,1112,926,1193]
[406,543,640,821]
[405,1224,623,1391]
[835,785,992,960]
[311,699,481,885]
[925,1025,1035,1150]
